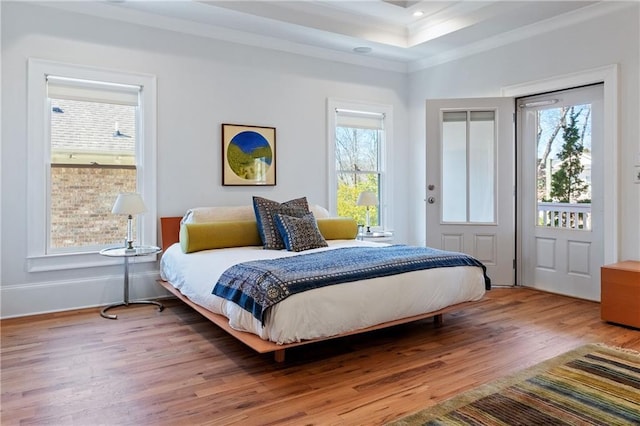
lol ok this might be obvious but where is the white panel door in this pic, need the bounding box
[518,85,604,301]
[426,98,515,286]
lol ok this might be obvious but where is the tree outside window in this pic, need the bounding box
[335,119,383,227]
[536,103,592,229]
[537,104,592,204]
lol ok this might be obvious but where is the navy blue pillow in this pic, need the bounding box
[252,196,309,249]
[274,212,328,252]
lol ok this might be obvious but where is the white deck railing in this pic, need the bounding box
[538,202,591,230]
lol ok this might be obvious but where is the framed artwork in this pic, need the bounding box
[222,124,276,186]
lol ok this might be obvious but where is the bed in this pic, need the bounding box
[158,200,490,362]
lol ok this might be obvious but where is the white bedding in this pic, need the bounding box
[160,240,486,344]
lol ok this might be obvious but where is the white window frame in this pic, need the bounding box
[327,98,393,230]
[26,58,157,272]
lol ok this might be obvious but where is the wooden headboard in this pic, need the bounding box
[160,217,182,253]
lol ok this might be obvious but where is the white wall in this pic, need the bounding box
[408,3,640,262]
[0,2,409,317]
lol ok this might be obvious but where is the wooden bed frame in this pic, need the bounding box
[158,216,479,362]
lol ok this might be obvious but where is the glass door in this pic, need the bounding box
[426,98,515,286]
[518,84,604,300]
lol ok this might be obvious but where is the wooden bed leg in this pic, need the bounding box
[274,349,285,363]
[434,314,443,327]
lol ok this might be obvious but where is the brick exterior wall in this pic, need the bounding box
[50,166,137,248]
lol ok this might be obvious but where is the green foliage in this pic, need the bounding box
[335,125,381,227]
[253,146,273,163]
[336,175,379,227]
[550,107,589,203]
[227,144,271,180]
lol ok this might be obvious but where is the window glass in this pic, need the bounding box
[442,112,467,222]
[441,110,496,223]
[49,97,138,250]
[536,104,592,230]
[469,111,495,222]
[334,110,384,227]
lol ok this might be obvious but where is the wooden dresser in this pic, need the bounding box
[601,261,640,329]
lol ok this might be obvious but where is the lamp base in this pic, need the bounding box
[125,215,135,250]
[101,300,164,320]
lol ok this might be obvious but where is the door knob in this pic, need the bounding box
[427,196,436,204]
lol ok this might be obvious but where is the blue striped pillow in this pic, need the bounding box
[274,212,328,252]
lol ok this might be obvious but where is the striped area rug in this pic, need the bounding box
[389,344,640,425]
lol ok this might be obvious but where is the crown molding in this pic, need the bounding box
[408,1,635,73]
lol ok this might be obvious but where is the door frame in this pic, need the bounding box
[502,64,619,285]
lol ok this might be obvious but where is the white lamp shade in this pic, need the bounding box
[356,191,378,207]
[112,192,147,215]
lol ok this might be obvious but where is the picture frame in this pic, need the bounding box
[222,124,276,186]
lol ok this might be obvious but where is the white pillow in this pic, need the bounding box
[310,204,331,218]
[181,205,255,224]
[182,203,330,224]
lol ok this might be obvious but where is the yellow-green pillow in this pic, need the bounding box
[180,220,262,253]
[316,217,358,240]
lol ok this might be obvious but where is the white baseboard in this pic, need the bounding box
[0,271,171,319]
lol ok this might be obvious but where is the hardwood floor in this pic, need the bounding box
[2,287,639,425]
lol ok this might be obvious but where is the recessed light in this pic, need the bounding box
[353,46,372,54]
[413,10,424,17]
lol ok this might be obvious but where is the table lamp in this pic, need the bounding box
[112,192,146,250]
[357,190,378,234]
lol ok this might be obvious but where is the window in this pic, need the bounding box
[48,77,139,251]
[328,100,392,230]
[441,110,496,223]
[27,59,157,271]
[534,103,593,230]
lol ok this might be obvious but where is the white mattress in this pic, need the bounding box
[160,240,486,344]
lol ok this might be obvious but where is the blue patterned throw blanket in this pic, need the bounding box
[213,245,491,324]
